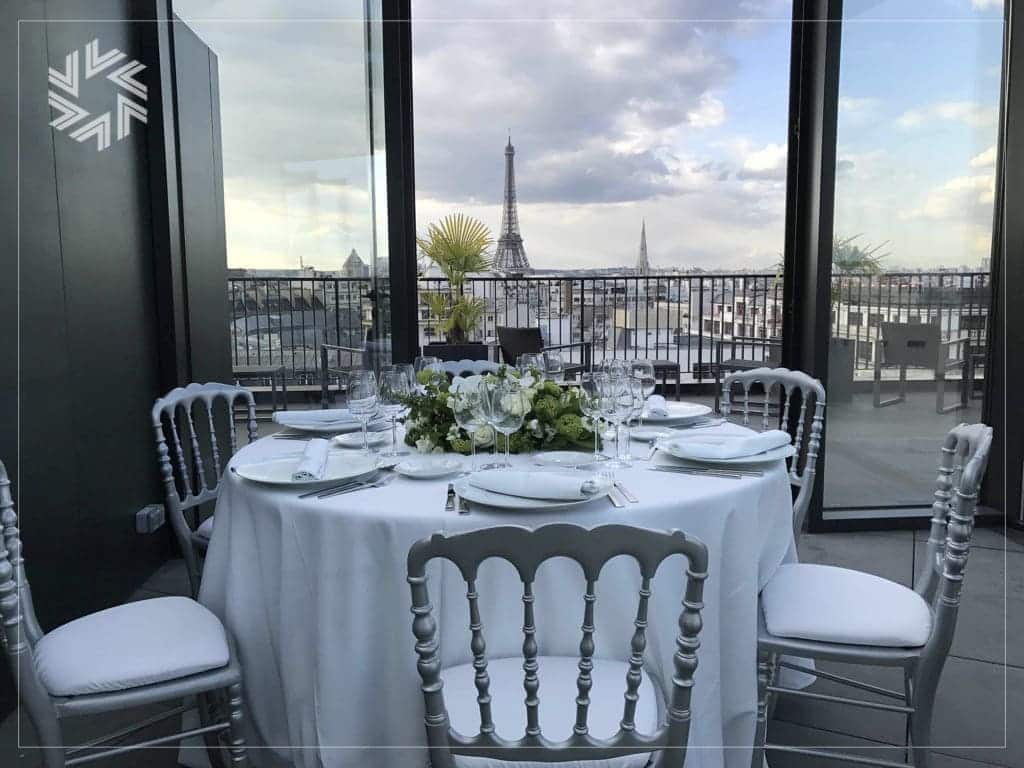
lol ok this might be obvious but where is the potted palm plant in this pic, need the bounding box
[418,214,494,361]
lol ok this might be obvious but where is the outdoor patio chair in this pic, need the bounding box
[721,367,826,538]
[713,336,782,411]
[406,523,708,768]
[495,326,593,379]
[152,383,258,598]
[440,359,501,378]
[752,422,993,768]
[0,459,249,767]
[873,322,970,414]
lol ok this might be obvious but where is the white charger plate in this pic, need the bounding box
[333,431,391,448]
[232,453,379,486]
[630,426,672,442]
[641,402,712,424]
[453,476,608,510]
[655,440,796,466]
[393,457,464,479]
[533,451,601,468]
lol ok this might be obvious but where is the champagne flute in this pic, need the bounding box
[630,360,657,426]
[599,372,631,469]
[579,372,609,463]
[378,370,410,457]
[346,370,379,454]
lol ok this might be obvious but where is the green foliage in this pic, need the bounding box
[417,214,494,343]
[401,369,599,455]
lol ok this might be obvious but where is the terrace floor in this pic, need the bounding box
[3,524,1021,767]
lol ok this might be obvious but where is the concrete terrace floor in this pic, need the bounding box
[3,525,1021,767]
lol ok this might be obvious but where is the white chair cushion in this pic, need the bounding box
[35,596,230,697]
[441,655,658,768]
[196,515,215,540]
[761,563,933,648]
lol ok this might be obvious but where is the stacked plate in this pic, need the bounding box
[654,429,796,466]
[272,409,386,435]
[454,468,612,510]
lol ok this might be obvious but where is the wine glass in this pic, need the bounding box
[579,372,609,464]
[480,378,526,469]
[517,353,545,380]
[378,370,410,457]
[543,350,565,383]
[621,378,646,460]
[451,387,487,472]
[346,370,379,454]
[630,360,657,425]
[388,363,416,390]
[600,358,630,378]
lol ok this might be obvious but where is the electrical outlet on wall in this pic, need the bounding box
[136,504,165,534]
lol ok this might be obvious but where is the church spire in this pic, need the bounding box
[636,219,650,273]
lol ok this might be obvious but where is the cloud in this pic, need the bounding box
[969,145,997,168]
[838,96,877,114]
[902,174,995,221]
[896,100,997,129]
[971,0,1002,10]
[686,93,726,128]
[736,142,787,180]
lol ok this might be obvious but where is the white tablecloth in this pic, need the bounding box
[199,424,796,768]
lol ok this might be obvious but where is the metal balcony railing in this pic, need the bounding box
[227,271,989,383]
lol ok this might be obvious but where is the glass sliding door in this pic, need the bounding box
[171,0,391,381]
[821,0,1004,522]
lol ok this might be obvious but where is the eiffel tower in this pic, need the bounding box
[493,136,530,273]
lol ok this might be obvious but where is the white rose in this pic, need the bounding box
[473,425,495,447]
[450,374,482,395]
[415,436,435,454]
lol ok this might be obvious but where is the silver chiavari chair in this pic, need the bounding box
[152,382,258,598]
[406,523,709,768]
[752,422,993,768]
[0,459,248,767]
[721,366,826,538]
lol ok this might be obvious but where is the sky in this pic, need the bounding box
[173,0,1004,273]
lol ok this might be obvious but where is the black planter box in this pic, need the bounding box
[422,342,489,362]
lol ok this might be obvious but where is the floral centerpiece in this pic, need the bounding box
[402,367,598,455]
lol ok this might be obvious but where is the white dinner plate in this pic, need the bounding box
[641,402,713,424]
[272,409,386,434]
[393,457,464,479]
[453,477,608,511]
[232,453,379,486]
[655,440,796,466]
[533,451,600,468]
[333,431,391,449]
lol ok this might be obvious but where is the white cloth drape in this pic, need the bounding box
[199,423,796,768]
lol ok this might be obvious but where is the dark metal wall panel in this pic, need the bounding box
[173,20,231,383]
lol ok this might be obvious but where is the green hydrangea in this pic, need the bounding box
[555,413,586,441]
[448,434,473,455]
[532,395,562,421]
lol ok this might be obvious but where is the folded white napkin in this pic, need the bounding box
[469,470,611,501]
[663,429,791,460]
[273,409,355,427]
[644,395,669,418]
[292,438,331,481]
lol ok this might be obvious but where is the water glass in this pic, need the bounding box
[598,373,632,469]
[346,370,379,454]
[480,378,526,469]
[378,371,410,457]
[543,350,565,383]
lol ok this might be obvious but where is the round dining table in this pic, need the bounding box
[198,423,797,768]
